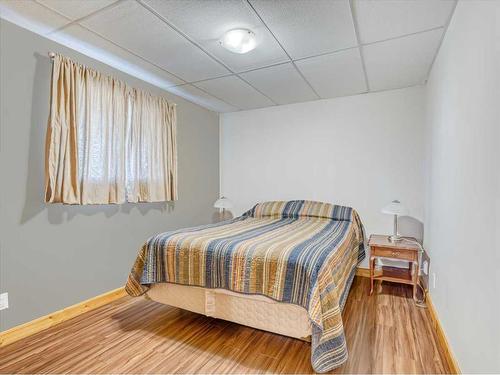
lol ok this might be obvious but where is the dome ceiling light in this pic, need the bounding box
[219,29,257,54]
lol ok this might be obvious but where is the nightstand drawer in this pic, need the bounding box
[371,246,417,261]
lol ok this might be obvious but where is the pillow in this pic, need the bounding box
[245,200,353,222]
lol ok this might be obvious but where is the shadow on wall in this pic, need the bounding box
[21,53,49,224]
[20,53,174,225]
[398,216,424,243]
[43,202,175,225]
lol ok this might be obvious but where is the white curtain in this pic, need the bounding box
[45,54,177,204]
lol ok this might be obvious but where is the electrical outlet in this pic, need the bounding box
[422,260,429,275]
[432,273,437,289]
[0,292,8,310]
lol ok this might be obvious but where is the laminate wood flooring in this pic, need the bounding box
[0,277,452,374]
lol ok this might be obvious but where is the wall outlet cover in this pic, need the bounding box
[0,292,8,310]
[422,260,429,275]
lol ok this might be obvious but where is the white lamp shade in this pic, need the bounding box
[381,200,409,216]
[214,197,233,209]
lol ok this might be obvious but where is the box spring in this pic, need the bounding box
[146,283,312,341]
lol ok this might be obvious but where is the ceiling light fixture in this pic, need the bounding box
[219,29,257,54]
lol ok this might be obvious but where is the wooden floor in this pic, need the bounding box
[0,277,451,374]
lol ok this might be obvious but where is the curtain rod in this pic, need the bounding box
[48,52,56,60]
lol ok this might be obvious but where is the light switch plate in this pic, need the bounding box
[0,292,8,310]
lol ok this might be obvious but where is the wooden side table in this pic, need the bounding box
[368,234,420,302]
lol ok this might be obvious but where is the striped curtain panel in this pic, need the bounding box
[45,54,177,204]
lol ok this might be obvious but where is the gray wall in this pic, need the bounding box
[0,20,220,331]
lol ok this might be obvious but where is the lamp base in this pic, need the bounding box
[388,234,403,242]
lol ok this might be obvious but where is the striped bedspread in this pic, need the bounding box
[126,200,365,372]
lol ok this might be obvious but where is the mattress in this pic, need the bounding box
[147,283,312,340]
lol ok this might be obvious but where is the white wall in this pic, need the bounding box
[221,86,426,267]
[424,1,500,372]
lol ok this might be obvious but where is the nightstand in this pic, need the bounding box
[368,234,420,302]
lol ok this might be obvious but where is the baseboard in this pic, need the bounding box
[356,267,370,277]
[0,287,126,347]
[426,293,461,374]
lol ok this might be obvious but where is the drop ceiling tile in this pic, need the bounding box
[143,0,289,73]
[37,0,117,21]
[51,24,184,88]
[0,0,70,35]
[239,63,317,105]
[194,75,274,110]
[294,48,366,99]
[354,0,456,44]
[81,0,229,82]
[363,28,443,91]
[249,0,357,59]
[169,85,238,113]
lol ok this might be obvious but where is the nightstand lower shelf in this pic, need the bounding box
[372,265,414,285]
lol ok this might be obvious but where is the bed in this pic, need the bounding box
[126,200,365,372]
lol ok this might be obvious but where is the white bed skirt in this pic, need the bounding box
[146,283,312,341]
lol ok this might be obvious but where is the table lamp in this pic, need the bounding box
[214,196,233,214]
[381,200,409,242]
